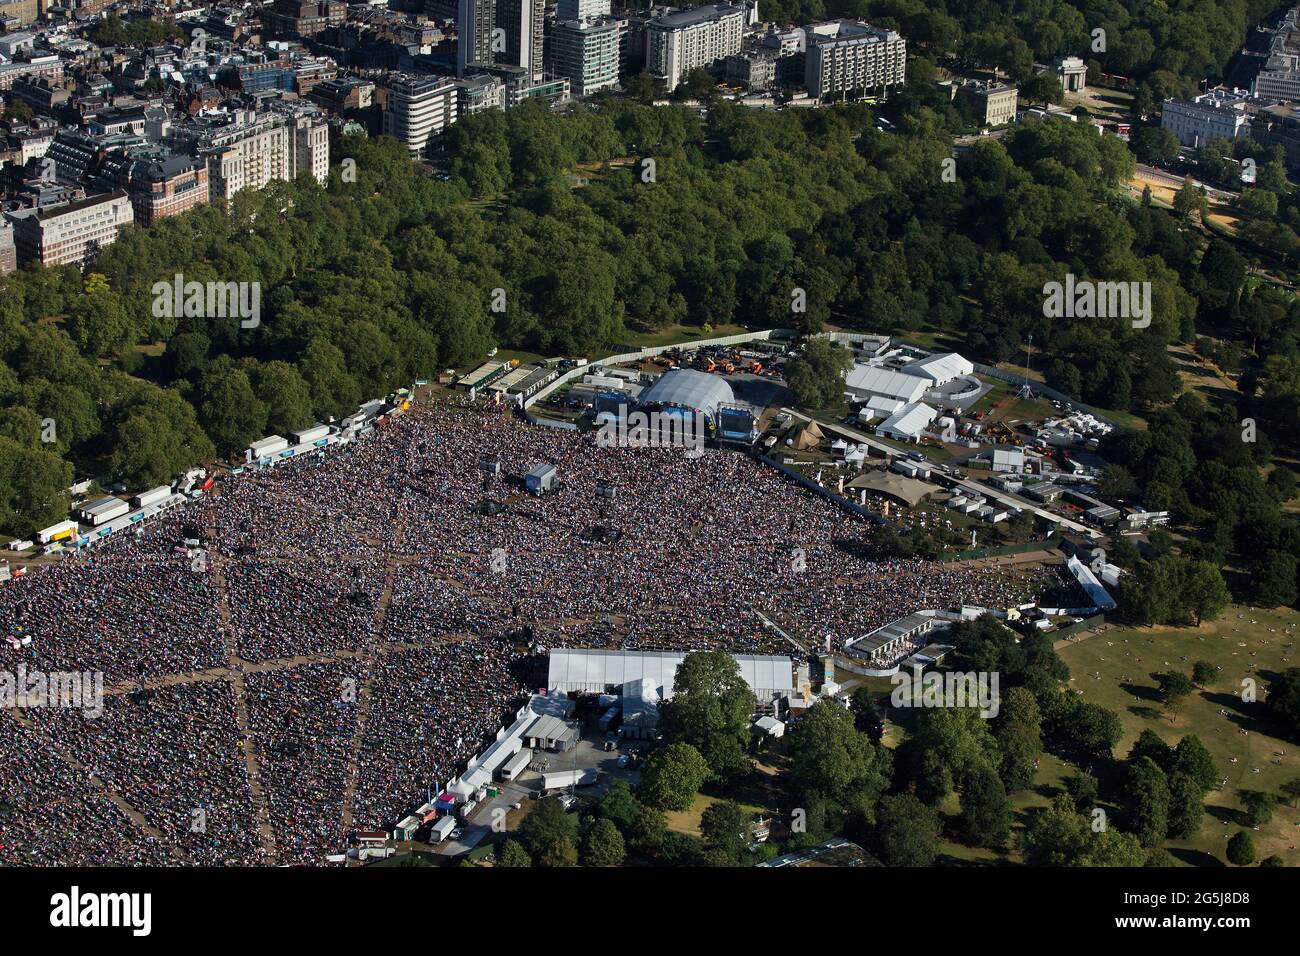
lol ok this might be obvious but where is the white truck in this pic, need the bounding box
[541,768,598,792]
[430,816,457,843]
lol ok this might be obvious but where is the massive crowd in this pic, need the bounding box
[0,395,1076,865]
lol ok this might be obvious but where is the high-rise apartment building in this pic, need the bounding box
[497,0,545,84]
[383,73,458,156]
[645,4,747,93]
[551,17,622,97]
[556,0,610,21]
[803,20,905,100]
[169,104,330,202]
[458,0,496,75]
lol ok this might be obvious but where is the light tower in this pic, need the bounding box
[1017,333,1034,399]
[477,453,503,516]
[590,479,621,543]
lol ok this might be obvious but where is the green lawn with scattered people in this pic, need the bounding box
[1058,606,1300,865]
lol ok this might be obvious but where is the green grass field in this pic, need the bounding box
[615,322,749,353]
[858,606,1300,865]
[1057,606,1300,865]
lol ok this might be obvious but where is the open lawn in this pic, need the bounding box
[665,792,770,838]
[1057,606,1300,866]
[862,606,1300,865]
[615,322,749,354]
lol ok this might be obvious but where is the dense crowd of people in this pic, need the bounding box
[0,395,1078,864]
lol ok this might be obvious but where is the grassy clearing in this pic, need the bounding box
[616,322,749,352]
[1057,606,1300,865]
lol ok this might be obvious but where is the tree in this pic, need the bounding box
[517,796,577,859]
[960,766,1012,848]
[495,839,532,867]
[196,361,268,455]
[1240,790,1275,827]
[1020,72,1064,107]
[1184,562,1231,625]
[1023,796,1092,866]
[1130,127,1180,166]
[658,651,754,783]
[699,800,749,863]
[627,803,667,855]
[1192,661,1220,687]
[1063,772,1100,812]
[0,438,73,536]
[1173,177,1208,222]
[789,701,889,814]
[849,687,884,743]
[995,687,1043,793]
[1166,773,1204,839]
[1153,671,1195,721]
[872,794,941,867]
[583,818,626,867]
[1264,669,1300,742]
[624,72,658,104]
[637,743,711,811]
[249,360,314,435]
[784,339,852,410]
[537,836,578,867]
[1172,735,1217,794]
[1226,830,1255,866]
[1280,776,1300,809]
[597,780,641,832]
[1121,757,1170,847]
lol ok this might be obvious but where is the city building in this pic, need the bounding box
[168,104,330,202]
[308,76,377,113]
[498,0,545,84]
[262,0,347,38]
[556,0,610,20]
[458,0,496,75]
[107,151,210,226]
[0,52,65,92]
[383,72,457,156]
[724,50,777,91]
[803,20,905,101]
[0,220,15,275]
[550,16,621,97]
[1252,103,1300,171]
[954,78,1018,127]
[1161,90,1252,148]
[455,72,505,114]
[10,76,70,113]
[5,190,134,268]
[0,0,40,26]
[1254,59,1300,101]
[645,3,747,93]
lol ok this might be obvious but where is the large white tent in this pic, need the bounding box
[548,649,794,702]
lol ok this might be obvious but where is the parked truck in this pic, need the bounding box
[430,816,457,843]
[541,768,598,792]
